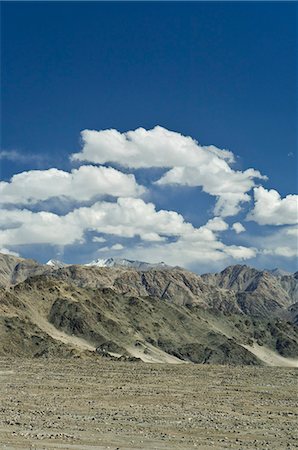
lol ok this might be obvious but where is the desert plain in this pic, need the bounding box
[0,357,297,450]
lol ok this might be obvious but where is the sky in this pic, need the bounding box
[0,1,297,273]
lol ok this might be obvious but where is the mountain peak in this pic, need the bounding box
[46,259,68,269]
[267,268,292,277]
[84,257,172,270]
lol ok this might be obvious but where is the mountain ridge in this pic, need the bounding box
[1,252,297,366]
[84,257,173,270]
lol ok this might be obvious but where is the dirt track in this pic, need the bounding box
[0,358,297,449]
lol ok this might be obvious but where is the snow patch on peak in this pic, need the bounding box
[46,259,68,268]
[84,257,172,270]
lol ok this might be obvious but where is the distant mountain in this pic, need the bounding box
[46,259,68,269]
[84,257,172,271]
[201,264,297,309]
[0,252,297,366]
[268,268,292,277]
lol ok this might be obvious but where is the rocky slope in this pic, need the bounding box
[0,253,297,365]
[0,253,51,287]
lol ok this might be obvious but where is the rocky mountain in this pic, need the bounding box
[84,257,173,270]
[268,268,292,277]
[0,253,297,366]
[201,265,297,317]
[46,259,69,269]
[0,253,51,287]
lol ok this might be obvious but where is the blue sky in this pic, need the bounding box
[0,1,297,272]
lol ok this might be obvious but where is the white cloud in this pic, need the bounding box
[223,245,255,259]
[0,209,84,246]
[71,126,266,217]
[98,243,124,252]
[0,198,194,247]
[204,217,229,232]
[2,126,295,270]
[232,222,246,234]
[248,187,298,225]
[72,126,235,168]
[111,243,124,250]
[249,225,298,259]
[205,145,235,164]
[92,236,106,243]
[69,197,195,241]
[157,167,264,217]
[0,165,145,205]
[286,227,298,237]
[0,247,20,257]
[0,150,46,166]
[123,231,256,268]
[0,197,256,267]
[0,150,23,161]
[267,247,297,258]
[97,246,110,252]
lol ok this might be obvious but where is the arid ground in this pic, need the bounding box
[0,358,297,450]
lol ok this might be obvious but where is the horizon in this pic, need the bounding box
[0,250,295,276]
[1,2,297,273]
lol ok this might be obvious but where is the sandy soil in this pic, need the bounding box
[34,316,96,352]
[207,316,298,368]
[23,301,96,352]
[242,343,298,368]
[0,358,298,450]
[127,341,186,364]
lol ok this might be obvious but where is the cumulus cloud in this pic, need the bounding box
[123,230,256,268]
[254,226,298,259]
[0,198,193,247]
[0,165,145,205]
[72,126,235,167]
[97,247,110,252]
[0,209,84,246]
[286,227,298,237]
[157,167,264,217]
[69,197,195,242]
[248,187,298,225]
[111,243,124,250]
[2,126,295,269]
[204,217,229,232]
[0,197,256,267]
[232,222,246,234]
[268,247,297,258]
[71,126,266,217]
[98,243,124,252]
[92,236,106,243]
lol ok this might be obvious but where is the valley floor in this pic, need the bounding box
[0,358,297,450]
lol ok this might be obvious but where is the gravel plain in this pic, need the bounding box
[0,357,297,450]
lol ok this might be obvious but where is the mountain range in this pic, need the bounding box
[1,252,297,366]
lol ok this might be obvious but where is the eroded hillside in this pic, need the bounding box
[1,253,297,366]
